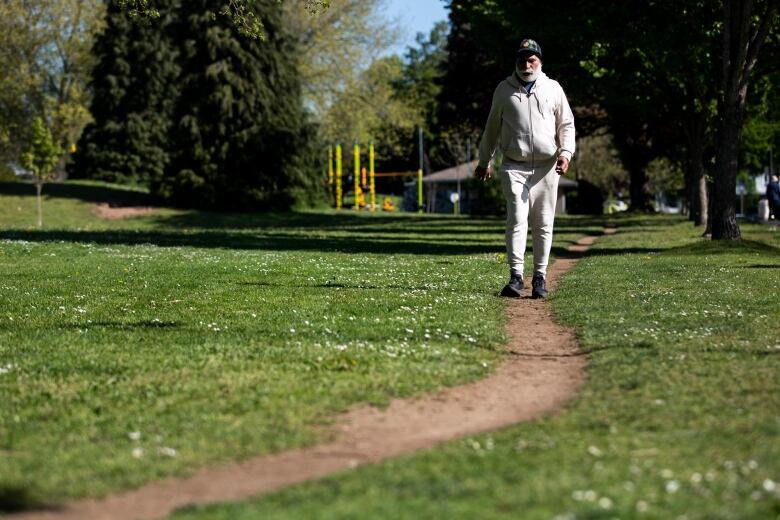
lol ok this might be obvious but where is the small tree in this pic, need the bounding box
[22,117,62,228]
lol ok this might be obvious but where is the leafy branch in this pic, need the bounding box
[116,0,330,39]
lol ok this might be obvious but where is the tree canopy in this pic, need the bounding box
[0,0,103,177]
[440,0,779,237]
[74,0,321,209]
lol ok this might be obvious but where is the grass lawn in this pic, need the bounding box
[170,216,780,519]
[0,180,597,510]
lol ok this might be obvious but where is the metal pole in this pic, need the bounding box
[369,141,376,212]
[461,138,470,216]
[418,127,424,213]
[327,145,334,193]
[335,142,342,210]
[354,141,361,210]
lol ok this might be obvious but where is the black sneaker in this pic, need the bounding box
[500,274,524,297]
[531,274,548,299]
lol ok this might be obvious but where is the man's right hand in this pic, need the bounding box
[475,165,491,181]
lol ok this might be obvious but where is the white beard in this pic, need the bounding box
[516,64,541,83]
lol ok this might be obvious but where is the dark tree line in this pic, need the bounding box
[73,0,322,210]
[437,0,779,240]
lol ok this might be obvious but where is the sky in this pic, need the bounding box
[383,0,449,56]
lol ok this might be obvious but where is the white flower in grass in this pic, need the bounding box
[690,472,702,484]
[289,328,296,333]
[763,479,776,492]
[587,445,603,457]
[132,447,144,459]
[665,480,680,493]
[598,497,613,509]
[583,490,597,502]
[0,364,14,375]
[128,431,141,441]
[158,446,177,457]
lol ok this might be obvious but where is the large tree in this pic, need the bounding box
[76,0,321,209]
[159,0,320,209]
[282,0,398,120]
[72,0,179,185]
[118,0,330,39]
[711,0,780,240]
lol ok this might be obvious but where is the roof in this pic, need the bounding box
[406,160,578,188]
[422,160,479,184]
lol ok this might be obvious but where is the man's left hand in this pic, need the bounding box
[555,156,570,175]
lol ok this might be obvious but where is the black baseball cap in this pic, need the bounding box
[516,39,542,59]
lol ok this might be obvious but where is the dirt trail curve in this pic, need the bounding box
[15,230,614,520]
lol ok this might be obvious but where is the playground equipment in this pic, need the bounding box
[326,128,426,212]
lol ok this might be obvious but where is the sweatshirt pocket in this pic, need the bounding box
[532,119,559,159]
[500,124,531,161]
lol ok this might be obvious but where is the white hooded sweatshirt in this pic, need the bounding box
[477,71,575,168]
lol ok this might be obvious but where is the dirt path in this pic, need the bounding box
[15,230,612,520]
[91,203,156,220]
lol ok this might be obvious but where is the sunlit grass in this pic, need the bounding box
[0,180,596,508]
[171,216,780,520]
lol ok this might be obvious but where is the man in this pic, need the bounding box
[475,38,575,299]
[768,174,780,220]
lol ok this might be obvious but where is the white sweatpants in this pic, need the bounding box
[499,158,560,278]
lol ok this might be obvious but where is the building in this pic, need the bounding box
[403,160,578,214]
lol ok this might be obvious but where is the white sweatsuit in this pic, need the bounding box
[478,70,575,277]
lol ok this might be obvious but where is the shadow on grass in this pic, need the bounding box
[0,229,505,256]
[0,180,151,206]
[551,245,668,258]
[661,238,780,256]
[0,484,51,513]
[59,320,179,330]
[150,211,505,232]
[238,281,462,292]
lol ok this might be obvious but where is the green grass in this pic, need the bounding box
[170,216,780,520]
[0,180,597,510]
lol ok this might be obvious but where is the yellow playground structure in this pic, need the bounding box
[326,129,425,213]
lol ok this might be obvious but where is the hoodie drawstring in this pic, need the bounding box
[532,91,545,119]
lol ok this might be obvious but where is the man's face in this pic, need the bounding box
[516,54,541,80]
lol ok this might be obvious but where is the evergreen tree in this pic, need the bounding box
[74,0,321,209]
[436,3,503,134]
[158,0,320,209]
[71,0,179,185]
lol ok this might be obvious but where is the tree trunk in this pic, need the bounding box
[711,99,742,240]
[36,181,43,229]
[684,158,694,221]
[682,115,710,226]
[711,0,780,239]
[688,138,708,227]
[628,166,653,212]
[697,173,709,228]
[703,178,714,236]
[685,134,707,226]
